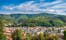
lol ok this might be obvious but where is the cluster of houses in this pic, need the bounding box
[3,27,65,40]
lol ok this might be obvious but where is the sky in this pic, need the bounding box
[0,0,66,15]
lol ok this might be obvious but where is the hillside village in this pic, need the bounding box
[4,27,65,40]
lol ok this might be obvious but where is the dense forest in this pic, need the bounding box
[0,13,66,27]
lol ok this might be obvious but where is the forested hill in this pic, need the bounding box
[0,13,66,27]
[10,13,56,18]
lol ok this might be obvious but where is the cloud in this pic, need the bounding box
[1,0,66,15]
[47,2,66,15]
[16,1,41,12]
[2,5,15,10]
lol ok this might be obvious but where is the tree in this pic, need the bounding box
[38,33,45,40]
[64,30,66,40]
[44,32,49,40]
[0,17,6,40]
[12,29,22,40]
[26,33,32,40]
[31,33,38,40]
[48,34,58,40]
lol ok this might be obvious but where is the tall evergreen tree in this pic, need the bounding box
[38,33,45,40]
[64,30,66,40]
[0,17,6,40]
[26,33,32,40]
[12,29,22,40]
